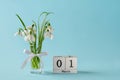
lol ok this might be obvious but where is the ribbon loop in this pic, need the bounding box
[21,49,48,69]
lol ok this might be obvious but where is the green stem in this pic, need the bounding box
[16,14,26,30]
[31,56,40,69]
[37,15,47,53]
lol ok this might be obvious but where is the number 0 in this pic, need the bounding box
[57,60,62,68]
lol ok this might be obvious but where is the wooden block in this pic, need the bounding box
[53,56,77,73]
[53,56,65,73]
[65,56,77,73]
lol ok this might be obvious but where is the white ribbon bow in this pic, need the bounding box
[21,49,48,69]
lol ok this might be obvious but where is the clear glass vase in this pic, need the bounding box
[30,68,42,74]
[30,56,43,74]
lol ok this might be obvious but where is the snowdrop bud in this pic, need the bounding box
[32,24,34,27]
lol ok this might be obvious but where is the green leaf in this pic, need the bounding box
[16,14,26,30]
[37,12,53,53]
[38,12,53,31]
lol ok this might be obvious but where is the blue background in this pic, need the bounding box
[0,0,120,80]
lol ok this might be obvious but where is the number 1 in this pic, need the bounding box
[70,60,73,68]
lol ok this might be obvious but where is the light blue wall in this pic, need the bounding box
[0,0,120,80]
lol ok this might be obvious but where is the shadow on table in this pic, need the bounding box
[41,70,101,76]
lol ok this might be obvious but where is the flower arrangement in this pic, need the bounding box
[15,12,53,71]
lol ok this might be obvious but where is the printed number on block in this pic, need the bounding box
[53,56,77,73]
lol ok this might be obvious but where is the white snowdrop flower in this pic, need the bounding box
[44,32,53,40]
[46,26,53,33]
[44,26,54,40]
[14,31,24,37]
[24,34,35,43]
[24,30,30,36]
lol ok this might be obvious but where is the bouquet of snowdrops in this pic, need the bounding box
[15,12,53,70]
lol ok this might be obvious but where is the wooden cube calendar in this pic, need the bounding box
[53,56,77,73]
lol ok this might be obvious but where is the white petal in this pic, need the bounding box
[44,32,47,38]
[30,35,35,42]
[44,32,49,38]
[24,30,29,35]
[24,34,35,43]
[14,32,19,36]
[50,34,54,40]
[21,32,25,37]
[44,32,54,40]
[24,36,29,42]
[14,31,24,37]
